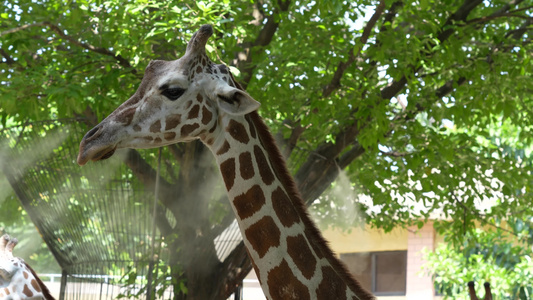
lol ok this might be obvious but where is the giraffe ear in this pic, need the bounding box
[217,88,261,115]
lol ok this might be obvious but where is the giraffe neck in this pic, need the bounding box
[0,258,54,299]
[203,112,374,300]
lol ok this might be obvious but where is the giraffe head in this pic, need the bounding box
[77,25,260,165]
[0,234,17,281]
[0,235,55,299]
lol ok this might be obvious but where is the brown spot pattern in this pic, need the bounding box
[271,187,300,227]
[22,284,33,297]
[209,123,217,133]
[154,137,162,144]
[164,132,176,140]
[188,105,200,120]
[233,185,265,220]
[185,100,193,109]
[220,158,235,190]
[287,234,316,279]
[115,107,136,125]
[31,279,41,292]
[196,66,202,73]
[254,145,275,185]
[133,124,141,132]
[150,120,161,133]
[165,114,181,130]
[245,216,281,258]
[239,151,255,180]
[316,266,347,300]
[197,94,203,103]
[181,123,199,136]
[267,259,310,300]
[218,64,228,74]
[202,106,212,125]
[23,271,28,279]
[227,119,249,144]
[216,141,231,155]
[31,279,42,293]
[4,287,9,294]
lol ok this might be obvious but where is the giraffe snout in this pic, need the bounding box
[77,126,102,166]
[78,124,117,166]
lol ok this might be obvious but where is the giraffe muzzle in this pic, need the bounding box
[77,144,117,166]
[77,124,118,166]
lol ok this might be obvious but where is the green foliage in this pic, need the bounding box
[425,218,533,299]
[117,261,180,300]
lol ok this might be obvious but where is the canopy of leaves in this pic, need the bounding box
[2,0,532,222]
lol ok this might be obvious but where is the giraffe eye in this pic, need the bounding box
[161,87,186,101]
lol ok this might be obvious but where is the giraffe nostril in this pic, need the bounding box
[85,125,101,140]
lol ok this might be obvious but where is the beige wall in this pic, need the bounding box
[322,225,408,253]
[322,222,437,300]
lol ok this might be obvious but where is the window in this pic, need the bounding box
[340,251,407,296]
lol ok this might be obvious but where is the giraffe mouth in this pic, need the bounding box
[77,145,117,166]
[97,147,116,161]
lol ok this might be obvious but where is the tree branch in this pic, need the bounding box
[437,0,484,42]
[0,48,16,65]
[276,120,305,159]
[235,0,292,89]
[338,144,365,169]
[379,150,412,158]
[380,1,484,101]
[451,194,520,238]
[42,22,134,71]
[322,0,386,98]
[490,0,526,18]
[154,203,174,237]
[467,13,532,25]
[1,21,135,73]
[0,21,48,36]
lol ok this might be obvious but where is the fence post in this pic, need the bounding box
[59,270,67,300]
[234,282,243,300]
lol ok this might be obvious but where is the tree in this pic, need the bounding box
[1,1,532,299]
[425,217,533,300]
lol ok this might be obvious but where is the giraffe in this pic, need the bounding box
[77,24,374,300]
[467,281,493,300]
[0,234,55,300]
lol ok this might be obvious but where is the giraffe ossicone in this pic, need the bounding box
[78,24,375,300]
[0,234,55,299]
